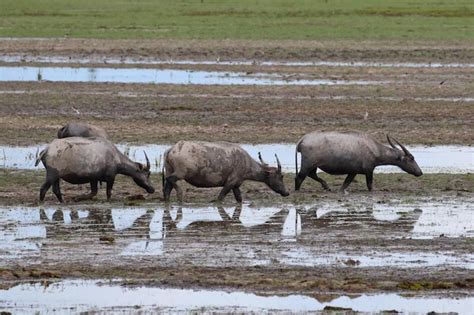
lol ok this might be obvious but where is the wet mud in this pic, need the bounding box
[0,197,472,299]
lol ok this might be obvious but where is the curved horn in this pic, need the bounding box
[143,151,150,170]
[258,152,266,165]
[386,134,397,149]
[391,137,412,156]
[275,154,282,173]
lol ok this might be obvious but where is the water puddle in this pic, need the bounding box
[0,66,389,86]
[1,199,472,267]
[1,54,474,68]
[0,280,472,314]
[1,143,472,174]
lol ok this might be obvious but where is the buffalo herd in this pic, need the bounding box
[36,122,422,203]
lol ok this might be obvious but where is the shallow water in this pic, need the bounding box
[0,280,472,314]
[1,199,472,267]
[2,54,474,68]
[1,143,472,174]
[0,66,387,86]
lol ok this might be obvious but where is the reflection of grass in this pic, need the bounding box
[0,0,472,40]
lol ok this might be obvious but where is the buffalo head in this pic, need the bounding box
[387,135,423,177]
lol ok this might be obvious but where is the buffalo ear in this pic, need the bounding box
[136,162,144,170]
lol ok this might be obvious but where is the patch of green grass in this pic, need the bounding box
[0,0,472,40]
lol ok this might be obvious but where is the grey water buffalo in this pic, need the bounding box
[57,122,108,139]
[163,141,290,202]
[295,131,422,192]
[35,137,155,202]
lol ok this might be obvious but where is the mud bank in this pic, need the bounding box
[3,54,474,68]
[1,38,473,63]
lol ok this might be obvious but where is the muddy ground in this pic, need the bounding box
[0,169,473,296]
[1,38,474,63]
[0,39,473,145]
[0,169,472,206]
[0,81,472,145]
[0,188,473,296]
[0,39,473,301]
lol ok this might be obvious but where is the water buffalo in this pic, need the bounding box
[57,122,108,139]
[35,137,155,202]
[295,131,422,192]
[163,141,290,202]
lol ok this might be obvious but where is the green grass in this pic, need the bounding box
[0,0,473,40]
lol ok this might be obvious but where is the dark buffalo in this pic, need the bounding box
[295,131,422,192]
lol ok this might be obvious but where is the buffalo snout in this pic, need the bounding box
[146,186,155,194]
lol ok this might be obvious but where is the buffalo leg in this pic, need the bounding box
[74,181,99,201]
[163,179,174,202]
[39,180,53,202]
[217,185,233,202]
[295,171,307,191]
[174,182,183,202]
[52,180,64,203]
[308,169,331,191]
[106,178,115,201]
[340,173,356,192]
[296,157,317,191]
[366,172,373,191]
[90,180,99,197]
[232,187,243,203]
[164,175,183,202]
